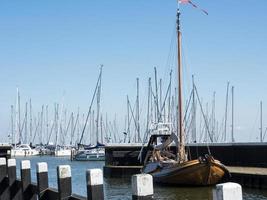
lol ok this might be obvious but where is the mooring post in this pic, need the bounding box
[36,162,48,199]
[0,157,9,199]
[8,158,22,200]
[0,157,7,182]
[21,160,31,191]
[57,165,72,200]
[7,159,16,186]
[213,182,242,200]
[20,160,35,200]
[86,168,104,200]
[132,174,153,200]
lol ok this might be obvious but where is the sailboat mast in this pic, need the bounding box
[96,67,102,144]
[11,105,14,144]
[231,86,235,143]
[177,9,186,162]
[260,101,263,142]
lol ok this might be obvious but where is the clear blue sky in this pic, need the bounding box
[0,0,267,142]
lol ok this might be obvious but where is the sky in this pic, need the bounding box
[0,0,267,143]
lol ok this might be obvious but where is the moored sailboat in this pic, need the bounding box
[141,3,229,186]
[74,67,106,161]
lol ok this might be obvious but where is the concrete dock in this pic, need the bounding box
[227,166,267,189]
[104,143,267,189]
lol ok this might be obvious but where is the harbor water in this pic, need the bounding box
[14,156,267,200]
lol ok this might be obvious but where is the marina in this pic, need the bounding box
[0,0,267,199]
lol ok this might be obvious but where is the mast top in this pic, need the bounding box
[177,9,181,32]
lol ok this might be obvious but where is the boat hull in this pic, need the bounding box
[11,149,39,157]
[54,149,72,157]
[74,155,105,161]
[74,150,105,161]
[144,156,229,186]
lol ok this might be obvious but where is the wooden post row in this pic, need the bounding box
[0,158,107,200]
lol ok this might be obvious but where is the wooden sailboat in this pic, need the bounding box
[141,5,229,186]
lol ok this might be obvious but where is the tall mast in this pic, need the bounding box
[177,9,186,162]
[127,96,131,143]
[46,105,49,144]
[29,99,32,144]
[25,102,28,144]
[17,88,21,144]
[231,86,235,143]
[96,66,102,143]
[70,112,74,145]
[192,75,196,143]
[136,78,140,142]
[224,81,230,142]
[11,105,14,144]
[100,115,103,143]
[154,67,159,122]
[260,101,263,142]
[146,78,151,137]
[168,71,172,123]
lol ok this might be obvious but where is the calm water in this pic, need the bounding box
[14,156,267,200]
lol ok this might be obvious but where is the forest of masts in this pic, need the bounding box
[8,67,266,147]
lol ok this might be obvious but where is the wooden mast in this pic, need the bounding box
[177,8,186,162]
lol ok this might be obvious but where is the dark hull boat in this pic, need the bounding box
[143,154,229,186]
[140,3,229,185]
[141,132,229,186]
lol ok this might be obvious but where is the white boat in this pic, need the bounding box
[11,144,39,157]
[74,148,105,161]
[53,146,72,157]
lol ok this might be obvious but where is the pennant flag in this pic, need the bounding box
[179,0,208,15]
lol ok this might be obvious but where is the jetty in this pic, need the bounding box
[104,142,267,189]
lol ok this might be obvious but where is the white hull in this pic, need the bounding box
[11,144,39,157]
[74,149,105,161]
[54,149,71,157]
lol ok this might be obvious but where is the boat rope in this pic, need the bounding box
[193,84,212,155]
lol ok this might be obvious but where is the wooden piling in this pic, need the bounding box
[8,158,21,200]
[86,169,104,200]
[36,162,48,199]
[0,157,9,200]
[7,159,16,185]
[0,158,6,182]
[57,165,72,200]
[132,174,153,200]
[20,160,36,200]
[213,182,242,200]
